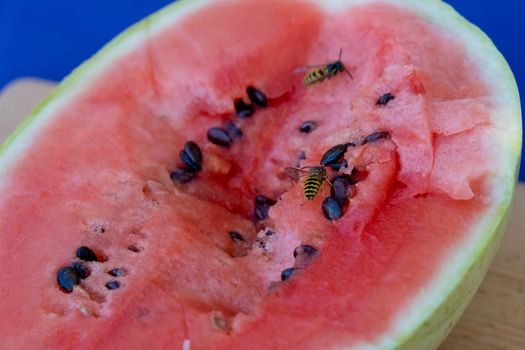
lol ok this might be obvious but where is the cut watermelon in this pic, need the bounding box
[0,0,521,349]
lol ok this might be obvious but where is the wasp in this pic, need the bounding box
[300,49,353,86]
[284,166,331,200]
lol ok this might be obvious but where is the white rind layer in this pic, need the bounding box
[0,1,520,349]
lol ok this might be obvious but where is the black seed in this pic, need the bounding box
[179,151,200,172]
[105,280,121,290]
[234,99,255,118]
[108,268,125,277]
[255,195,277,206]
[376,93,395,106]
[246,86,268,108]
[299,121,317,133]
[254,195,277,221]
[170,167,195,184]
[207,127,232,148]
[76,246,98,262]
[281,267,296,281]
[322,197,343,221]
[266,230,275,236]
[293,245,318,258]
[331,174,356,186]
[320,143,353,167]
[255,205,270,221]
[179,141,202,172]
[229,231,245,242]
[71,262,91,279]
[362,131,391,145]
[330,159,348,171]
[320,144,353,167]
[57,266,79,293]
[224,121,243,140]
[127,245,141,253]
[330,179,349,206]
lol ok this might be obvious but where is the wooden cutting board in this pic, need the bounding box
[0,79,523,349]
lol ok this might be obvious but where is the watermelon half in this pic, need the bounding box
[0,0,521,349]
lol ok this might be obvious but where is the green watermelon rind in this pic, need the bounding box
[0,1,520,349]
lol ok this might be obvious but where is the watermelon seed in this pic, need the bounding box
[362,131,391,145]
[281,267,297,281]
[207,127,232,148]
[330,159,348,171]
[376,92,395,106]
[170,167,196,184]
[331,174,356,186]
[320,143,354,167]
[299,120,317,133]
[234,98,255,118]
[254,195,277,221]
[71,262,91,279]
[229,231,245,242]
[293,245,318,258]
[127,245,141,253]
[246,86,268,108]
[105,280,121,290]
[255,195,277,206]
[76,246,98,262]
[179,141,203,172]
[322,197,343,221]
[330,178,350,206]
[224,121,243,140]
[108,268,125,277]
[266,230,275,236]
[57,266,80,294]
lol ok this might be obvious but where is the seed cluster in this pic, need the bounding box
[280,244,319,282]
[171,86,268,185]
[310,128,387,221]
[56,246,124,293]
[209,86,268,147]
[167,82,394,291]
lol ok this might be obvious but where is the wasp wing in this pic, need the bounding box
[283,167,310,180]
[293,64,323,74]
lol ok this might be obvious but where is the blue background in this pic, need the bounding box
[0,1,523,181]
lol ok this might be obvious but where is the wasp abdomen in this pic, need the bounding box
[304,174,323,200]
[304,69,325,85]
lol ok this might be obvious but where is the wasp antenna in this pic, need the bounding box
[339,48,343,60]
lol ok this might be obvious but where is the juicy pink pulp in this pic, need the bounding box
[0,1,495,349]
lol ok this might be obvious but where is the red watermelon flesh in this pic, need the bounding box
[0,1,520,349]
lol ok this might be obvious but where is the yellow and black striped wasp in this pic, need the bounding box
[299,49,353,86]
[284,166,331,200]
